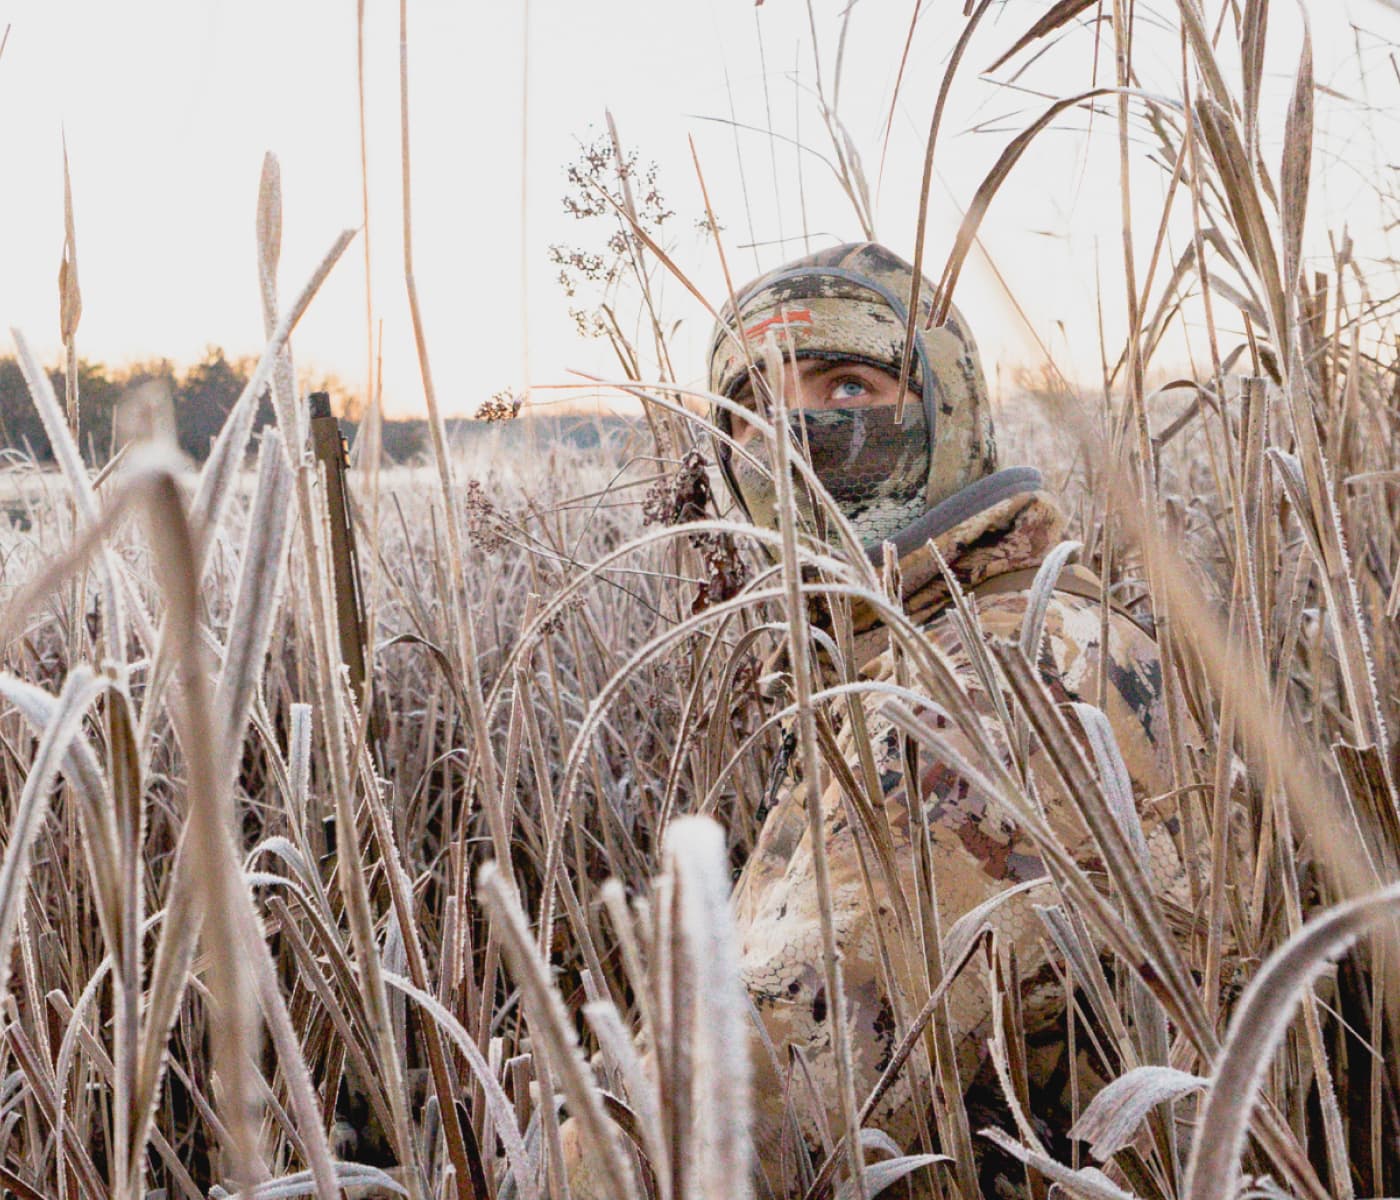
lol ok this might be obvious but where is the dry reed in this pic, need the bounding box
[1,2,1398,1198]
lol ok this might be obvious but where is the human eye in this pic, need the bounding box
[831,376,869,402]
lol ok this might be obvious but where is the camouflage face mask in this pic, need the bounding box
[731,402,930,547]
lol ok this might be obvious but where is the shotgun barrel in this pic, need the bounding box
[308,391,379,770]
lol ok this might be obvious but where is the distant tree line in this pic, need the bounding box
[0,347,427,465]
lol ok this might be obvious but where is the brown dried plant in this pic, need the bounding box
[2,3,1399,1200]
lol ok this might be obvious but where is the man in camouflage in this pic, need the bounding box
[571,242,1188,1197]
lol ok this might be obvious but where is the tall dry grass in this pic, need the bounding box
[1,2,1399,1199]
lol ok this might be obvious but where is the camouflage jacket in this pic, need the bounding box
[733,474,1190,1192]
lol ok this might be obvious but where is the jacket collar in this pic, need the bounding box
[864,466,1046,564]
[848,467,1068,667]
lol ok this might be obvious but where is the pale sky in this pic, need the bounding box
[1,1,1397,419]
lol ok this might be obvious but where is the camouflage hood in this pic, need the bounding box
[708,242,998,552]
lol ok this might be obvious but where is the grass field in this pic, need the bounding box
[3,1,1400,1198]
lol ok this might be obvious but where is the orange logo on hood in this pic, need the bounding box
[743,308,814,340]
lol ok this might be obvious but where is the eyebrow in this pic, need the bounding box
[735,358,886,398]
